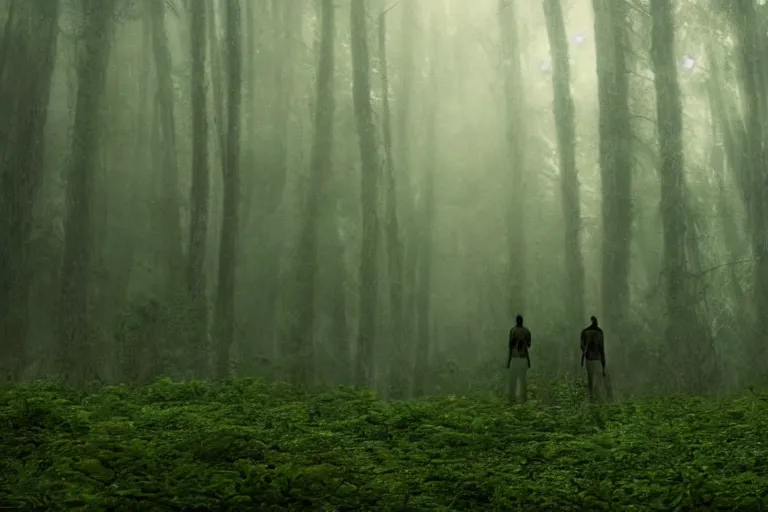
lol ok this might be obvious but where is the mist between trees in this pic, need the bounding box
[0,0,765,398]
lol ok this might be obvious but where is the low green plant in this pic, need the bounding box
[1,378,765,511]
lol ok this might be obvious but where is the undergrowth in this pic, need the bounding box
[1,378,766,511]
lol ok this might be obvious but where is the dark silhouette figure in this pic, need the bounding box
[581,316,607,401]
[507,314,532,403]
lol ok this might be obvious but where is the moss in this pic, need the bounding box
[1,378,766,511]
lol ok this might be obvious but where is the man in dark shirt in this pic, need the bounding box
[507,314,532,403]
[581,316,606,401]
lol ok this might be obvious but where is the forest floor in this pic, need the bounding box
[1,378,766,511]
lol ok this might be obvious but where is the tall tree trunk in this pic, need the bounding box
[241,0,296,224]
[650,0,695,390]
[0,0,60,381]
[379,9,408,398]
[214,0,242,380]
[267,0,299,211]
[709,35,767,382]
[188,0,210,377]
[706,54,749,203]
[287,0,335,389]
[592,0,632,361]
[206,0,225,326]
[207,0,227,175]
[732,2,768,366]
[149,0,184,292]
[397,1,418,360]
[708,120,746,304]
[115,22,152,384]
[543,0,584,372]
[57,0,116,386]
[350,0,380,389]
[327,236,350,385]
[248,0,302,376]
[243,0,255,148]
[0,1,17,79]
[412,16,438,398]
[312,0,349,388]
[498,0,527,316]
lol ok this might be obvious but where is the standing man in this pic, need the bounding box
[581,316,606,401]
[507,314,532,403]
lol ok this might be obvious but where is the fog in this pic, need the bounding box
[0,0,764,399]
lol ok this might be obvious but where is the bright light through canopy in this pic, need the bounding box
[682,54,696,70]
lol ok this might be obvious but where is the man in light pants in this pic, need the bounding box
[506,314,532,403]
[581,316,607,401]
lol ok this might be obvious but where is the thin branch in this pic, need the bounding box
[686,258,758,278]
[381,2,399,17]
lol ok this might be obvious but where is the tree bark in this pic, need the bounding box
[732,2,768,364]
[498,0,527,316]
[378,9,408,398]
[0,0,60,381]
[57,0,116,386]
[287,0,336,389]
[592,0,633,360]
[267,0,299,212]
[650,0,696,390]
[148,0,184,292]
[350,0,380,389]
[397,1,418,362]
[542,0,584,369]
[207,0,227,175]
[412,15,438,398]
[214,0,242,380]
[187,0,211,377]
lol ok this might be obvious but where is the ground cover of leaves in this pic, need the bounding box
[1,379,766,511]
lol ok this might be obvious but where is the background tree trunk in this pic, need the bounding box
[592,0,633,371]
[350,0,380,389]
[0,0,60,381]
[397,1,418,372]
[286,0,336,390]
[187,0,211,377]
[732,2,768,367]
[214,0,242,380]
[543,0,584,373]
[379,9,408,399]
[498,0,527,317]
[57,0,116,386]
[148,0,184,292]
[650,0,694,390]
[412,13,438,398]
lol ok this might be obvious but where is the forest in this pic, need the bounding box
[1,0,767,509]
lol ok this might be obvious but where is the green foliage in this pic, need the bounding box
[1,379,766,510]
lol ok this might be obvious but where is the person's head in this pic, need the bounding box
[590,316,598,327]
[515,314,523,326]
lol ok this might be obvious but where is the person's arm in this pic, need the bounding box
[525,330,532,367]
[507,330,513,368]
[598,331,606,373]
[580,329,586,367]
